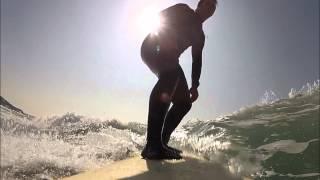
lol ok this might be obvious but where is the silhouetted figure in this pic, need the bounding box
[141,0,217,160]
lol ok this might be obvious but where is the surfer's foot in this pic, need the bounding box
[141,145,182,160]
[163,144,183,154]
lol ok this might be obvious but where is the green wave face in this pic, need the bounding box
[176,85,319,179]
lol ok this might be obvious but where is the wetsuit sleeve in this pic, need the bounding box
[191,33,205,88]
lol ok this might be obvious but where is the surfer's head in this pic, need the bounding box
[195,0,217,23]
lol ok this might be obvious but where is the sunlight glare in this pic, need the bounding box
[135,6,163,37]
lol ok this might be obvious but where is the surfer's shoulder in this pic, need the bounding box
[161,3,194,14]
[173,3,194,13]
[174,3,192,9]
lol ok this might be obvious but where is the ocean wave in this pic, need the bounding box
[1,80,319,179]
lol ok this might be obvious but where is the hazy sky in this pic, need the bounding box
[1,0,319,123]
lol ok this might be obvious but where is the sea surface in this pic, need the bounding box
[1,81,319,180]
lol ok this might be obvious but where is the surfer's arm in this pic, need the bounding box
[191,34,205,88]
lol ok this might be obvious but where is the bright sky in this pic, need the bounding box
[1,0,319,123]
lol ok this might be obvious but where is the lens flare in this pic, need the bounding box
[136,6,163,37]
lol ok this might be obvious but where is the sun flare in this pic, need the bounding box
[135,6,163,37]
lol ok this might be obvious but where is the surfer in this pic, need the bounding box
[141,0,217,160]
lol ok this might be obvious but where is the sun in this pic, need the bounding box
[135,5,164,37]
[123,1,168,41]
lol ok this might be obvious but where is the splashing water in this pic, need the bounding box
[1,81,319,179]
[260,90,279,105]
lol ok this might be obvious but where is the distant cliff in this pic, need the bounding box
[0,96,35,119]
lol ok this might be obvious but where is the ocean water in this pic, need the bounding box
[1,81,319,180]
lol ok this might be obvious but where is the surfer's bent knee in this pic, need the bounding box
[160,93,171,103]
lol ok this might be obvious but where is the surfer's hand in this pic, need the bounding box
[190,87,199,103]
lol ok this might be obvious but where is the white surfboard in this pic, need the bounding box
[63,153,249,180]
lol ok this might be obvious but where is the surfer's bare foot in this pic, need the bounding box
[141,145,182,160]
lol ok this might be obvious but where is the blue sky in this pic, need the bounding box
[1,0,319,123]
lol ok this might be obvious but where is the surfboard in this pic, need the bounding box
[63,153,249,180]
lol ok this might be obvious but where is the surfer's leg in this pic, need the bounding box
[142,66,182,159]
[162,65,192,148]
[146,80,171,149]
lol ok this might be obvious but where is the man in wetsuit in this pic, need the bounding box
[140,0,217,160]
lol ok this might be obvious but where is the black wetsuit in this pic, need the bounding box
[140,3,205,150]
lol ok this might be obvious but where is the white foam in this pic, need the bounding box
[257,139,318,154]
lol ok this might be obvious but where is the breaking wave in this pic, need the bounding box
[1,80,319,179]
